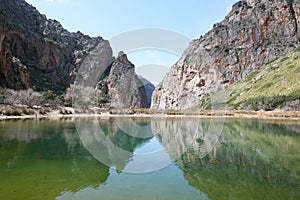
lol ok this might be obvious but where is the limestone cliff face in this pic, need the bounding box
[0,0,148,108]
[151,0,300,109]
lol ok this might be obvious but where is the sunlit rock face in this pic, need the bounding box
[152,0,300,109]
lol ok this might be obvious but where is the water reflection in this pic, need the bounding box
[76,118,151,172]
[0,119,109,200]
[151,118,223,162]
[57,166,209,200]
[75,117,223,173]
[177,119,300,200]
[0,118,299,200]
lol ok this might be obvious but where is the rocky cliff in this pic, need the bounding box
[152,0,300,109]
[0,0,149,108]
[0,0,103,91]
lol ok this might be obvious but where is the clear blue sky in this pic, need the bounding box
[25,0,237,39]
[25,0,238,84]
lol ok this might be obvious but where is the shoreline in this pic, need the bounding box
[0,109,300,121]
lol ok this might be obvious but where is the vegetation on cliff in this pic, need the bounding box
[200,47,300,111]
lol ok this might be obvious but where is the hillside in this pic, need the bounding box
[200,47,300,111]
[151,0,300,110]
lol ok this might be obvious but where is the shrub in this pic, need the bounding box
[39,108,51,115]
[241,92,300,111]
[38,91,66,107]
[1,107,23,116]
[0,87,10,104]
[3,89,41,106]
[11,108,23,116]
[22,108,35,115]
[57,94,67,106]
[65,84,95,109]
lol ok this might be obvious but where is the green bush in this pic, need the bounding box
[39,90,66,107]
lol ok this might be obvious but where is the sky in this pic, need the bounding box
[25,0,238,85]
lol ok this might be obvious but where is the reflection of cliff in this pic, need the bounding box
[0,120,109,200]
[76,118,151,172]
[223,119,300,174]
[151,118,223,162]
[99,119,150,152]
[177,119,300,200]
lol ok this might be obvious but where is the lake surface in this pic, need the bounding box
[0,117,299,200]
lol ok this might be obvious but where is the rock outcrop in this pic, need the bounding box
[97,52,148,109]
[151,0,300,109]
[0,0,149,108]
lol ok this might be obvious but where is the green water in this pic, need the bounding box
[0,117,299,200]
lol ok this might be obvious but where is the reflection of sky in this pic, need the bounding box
[134,137,164,154]
[57,120,210,199]
[56,165,210,200]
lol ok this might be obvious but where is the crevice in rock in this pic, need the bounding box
[288,0,298,34]
[233,49,243,79]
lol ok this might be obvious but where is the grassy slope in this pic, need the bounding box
[200,47,300,111]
